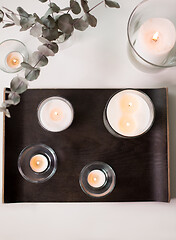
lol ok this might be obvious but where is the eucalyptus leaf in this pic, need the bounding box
[38,36,61,52]
[4,100,14,107]
[39,0,48,2]
[70,0,81,15]
[21,62,34,70]
[0,10,4,22]
[44,42,59,54]
[57,14,73,34]
[5,13,13,20]
[42,27,60,41]
[38,36,51,44]
[25,68,40,81]
[10,76,28,94]
[105,0,120,8]
[19,15,36,31]
[42,15,55,29]
[8,92,20,105]
[11,13,20,25]
[3,23,15,28]
[38,45,55,56]
[32,51,48,67]
[43,8,53,18]
[17,7,29,18]
[73,18,88,31]
[81,0,89,13]
[0,107,11,118]
[86,13,97,27]
[49,3,60,13]
[30,22,43,37]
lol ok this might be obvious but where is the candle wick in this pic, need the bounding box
[126,122,130,127]
[152,32,159,42]
[128,102,132,107]
[93,177,97,181]
[36,161,40,165]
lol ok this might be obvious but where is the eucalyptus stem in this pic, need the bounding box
[87,0,104,13]
[48,0,54,18]
[25,55,44,78]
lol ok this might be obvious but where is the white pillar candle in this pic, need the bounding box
[105,90,154,137]
[135,18,176,64]
[6,51,23,69]
[30,154,48,173]
[38,97,74,132]
[87,169,106,188]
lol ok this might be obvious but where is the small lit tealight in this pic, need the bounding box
[87,169,106,188]
[30,154,48,173]
[6,51,23,69]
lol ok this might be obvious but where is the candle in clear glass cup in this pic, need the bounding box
[105,90,155,137]
[87,169,106,188]
[135,18,176,64]
[30,154,48,173]
[6,51,23,69]
[38,97,74,132]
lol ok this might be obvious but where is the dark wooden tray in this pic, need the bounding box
[3,88,170,203]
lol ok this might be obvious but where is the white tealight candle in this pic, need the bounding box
[105,90,154,137]
[6,51,23,69]
[135,18,176,64]
[87,169,106,188]
[30,154,48,173]
[38,97,74,132]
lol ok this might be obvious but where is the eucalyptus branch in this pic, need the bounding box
[0,0,120,117]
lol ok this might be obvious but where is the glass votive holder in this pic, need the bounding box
[37,96,74,132]
[18,144,57,183]
[127,0,176,67]
[103,90,155,138]
[0,39,28,73]
[79,162,116,198]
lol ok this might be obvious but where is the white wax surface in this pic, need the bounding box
[30,154,48,173]
[38,97,74,132]
[106,90,154,137]
[87,170,106,188]
[135,18,176,64]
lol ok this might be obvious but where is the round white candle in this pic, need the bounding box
[87,169,106,188]
[38,97,74,132]
[106,90,154,137]
[135,18,176,64]
[6,51,23,69]
[30,154,48,173]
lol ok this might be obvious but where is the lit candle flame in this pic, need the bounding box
[152,32,159,42]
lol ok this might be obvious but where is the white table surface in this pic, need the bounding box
[0,0,176,239]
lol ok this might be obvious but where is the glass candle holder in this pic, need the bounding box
[79,162,116,198]
[37,96,74,132]
[18,144,57,183]
[127,0,176,67]
[103,90,155,138]
[0,39,28,73]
